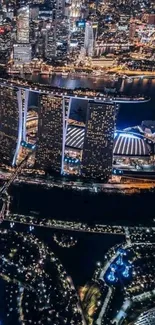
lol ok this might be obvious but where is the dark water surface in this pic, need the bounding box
[26,74,155,129]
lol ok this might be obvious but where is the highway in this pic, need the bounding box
[4,213,155,235]
[0,150,35,223]
[1,170,155,193]
[0,151,34,197]
[5,215,125,235]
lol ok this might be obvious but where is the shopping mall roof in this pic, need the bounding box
[113,133,150,156]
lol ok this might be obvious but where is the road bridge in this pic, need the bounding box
[0,150,35,223]
[4,215,125,235]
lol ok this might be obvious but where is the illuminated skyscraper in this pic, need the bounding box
[81,100,117,181]
[35,94,63,173]
[0,25,11,63]
[20,89,29,142]
[45,27,56,60]
[143,13,155,25]
[17,6,30,44]
[65,0,83,31]
[56,0,65,18]
[0,85,23,166]
[84,22,94,56]
[129,19,136,40]
[69,0,82,19]
[13,44,32,63]
[55,0,70,59]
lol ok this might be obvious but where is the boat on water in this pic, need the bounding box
[40,71,50,75]
[61,72,69,76]
[8,70,21,74]
[30,211,39,215]
[24,70,32,74]
[110,74,119,82]
[127,78,133,83]
[33,68,40,72]
[80,72,88,76]
[104,87,117,93]
[92,71,102,77]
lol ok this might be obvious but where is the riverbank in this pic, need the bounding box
[108,68,155,77]
[5,172,155,194]
[8,69,155,79]
[9,182,155,225]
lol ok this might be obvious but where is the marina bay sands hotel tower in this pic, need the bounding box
[0,84,29,167]
[0,83,117,181]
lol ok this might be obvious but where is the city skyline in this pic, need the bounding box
[0,0,154,68]
[0,1,155,325]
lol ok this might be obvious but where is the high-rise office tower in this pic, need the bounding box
[54,0,70,59]
[81,100,117,181]
[21,89,29,142]
[56,0,65,18]
[69,0,82,19]
[17,6,30,44]
[0,25,11,64]
[45,26,56,60]
[35,94,63,173]
[143,13,155,25]
[0,85,22,166]
[16,0,29,7]
[15,6,32,63]
[13,43,32,63]
[84,22,94,56]
[129,19,136,40]
[66,0,83,31]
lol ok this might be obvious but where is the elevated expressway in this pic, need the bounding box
[4,214,126,235]
[4,213,155,240]
[0,150,35,223]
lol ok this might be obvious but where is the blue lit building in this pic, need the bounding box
[105,248,132,285]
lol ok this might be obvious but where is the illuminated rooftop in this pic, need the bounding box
[113,132,151,156]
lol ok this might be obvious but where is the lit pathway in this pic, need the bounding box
[96,287,113,325]
[124,227,132,245]
[97,242,155,325]
[67,276,87,325]
[4,214,125,235]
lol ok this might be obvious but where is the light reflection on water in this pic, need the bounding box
[25,74,155,129]
[24,73,155,98]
